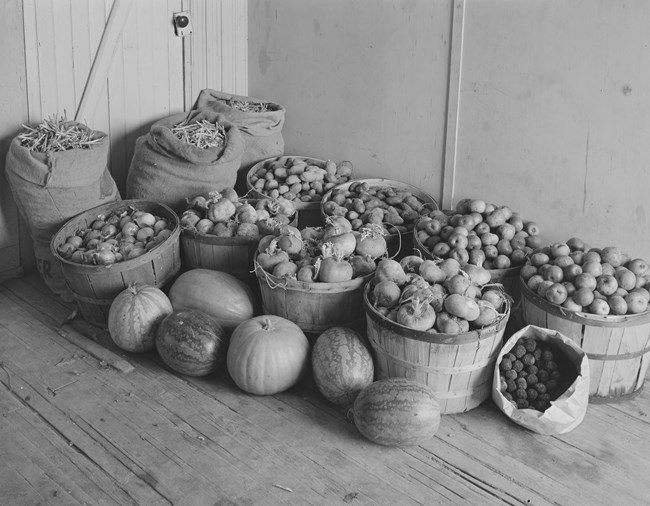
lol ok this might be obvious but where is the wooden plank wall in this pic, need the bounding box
[0,0,27,282]
[0,0,248,281]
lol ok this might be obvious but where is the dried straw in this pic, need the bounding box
[221,98,270,113]
[172,119,226,150]
[18,114,103,153]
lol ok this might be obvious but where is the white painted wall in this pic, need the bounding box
[247,0,453,206]
[248,0,650,261]
[455,0,650,261]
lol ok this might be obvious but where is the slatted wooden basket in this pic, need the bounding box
[254,258,372,335]
[50,200,181,328]
[519,278,650,401]
[180,202,298,279]
[363,281,510,414]
[246,156,330,228]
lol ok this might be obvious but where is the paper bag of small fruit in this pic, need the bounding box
[492,324,589,435]
[55,205,175,265]
[321,179,435,236]
[521,238,650,316]
[179,187,297,237]
[254,215,388,283]
[366,254,510,333]
[247,156,353,203]
[414,198,541,270]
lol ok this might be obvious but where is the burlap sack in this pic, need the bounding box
[126,111,244,212]
[191,89,285,194]
[5,124,119,301]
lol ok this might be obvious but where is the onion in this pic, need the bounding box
[156,229,172,242]
[134,212,156,228]
[136,227,155,242]
[101,223,118,239]
[122,221,140,236]
[95,249,116,265]
[127,247,146,259]
[66,235,84,249]
[91,219,106,231]
[153,219,168,234]
[58,243,76,258]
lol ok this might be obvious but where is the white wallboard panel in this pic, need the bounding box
[454,0,650,260]
[247,0,452,205]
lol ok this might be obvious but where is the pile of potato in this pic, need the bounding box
[522,238,650,316]
[248,156,353,203]
[414,198,541,270]
[179,188,296,237]
[321,180,433,235]
[367,254,510,333]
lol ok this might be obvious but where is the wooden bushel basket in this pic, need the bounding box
[363,282,510,414]
[254,260,372,335]
[321,178,438,260]
[180,204,298,279]
[519,278,650,401]
[51,200,181,328]
[246,156,329,228]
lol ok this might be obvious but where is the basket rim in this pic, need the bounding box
[363,280,510,344]
[245,155,327,208]
[50,199,180,272]
[519,275,650,325]
[253,257,373,293]
[320,178,438,235]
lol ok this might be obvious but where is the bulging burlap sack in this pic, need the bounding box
[191,90,286,194]
[5,124,119,301]
[126,111,244,212]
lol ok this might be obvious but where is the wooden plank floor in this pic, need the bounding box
[1,273,649,505]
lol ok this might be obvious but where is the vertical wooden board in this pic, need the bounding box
[609,324,650,395]
[232,0,248,94]
[69,0,96,111]
[585,326,622,396]
[547,313,583,347]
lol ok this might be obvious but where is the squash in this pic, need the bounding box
[351,378,441,446]
[311,327,374,406]
[168,269,256,332]
[155,309,227,376]
[107,283,173,353]
[227,315,309,395]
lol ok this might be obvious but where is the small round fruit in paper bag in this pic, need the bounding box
[492,324,589,435]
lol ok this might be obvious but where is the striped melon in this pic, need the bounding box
[352,378,441,446]
[311,327,374,406]
[155,309,227,376]
[108,283,173,353]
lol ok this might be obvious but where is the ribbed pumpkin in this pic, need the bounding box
[107,284,173,353]
[155,309,227,376]
[351,378,441,447]
[168,268,256,332]
[227,315,309,395]
[311,327,374,405]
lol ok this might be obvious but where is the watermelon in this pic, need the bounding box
[155,309,227,376]
[351,378,441,446]
[311,327,374,405]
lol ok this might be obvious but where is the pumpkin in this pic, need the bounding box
[168,269,256,332]
[155,309,227,376]
[107,283,173,353]
[311,327,374,406]
[227,315,309,395]
[351,378,441,447]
